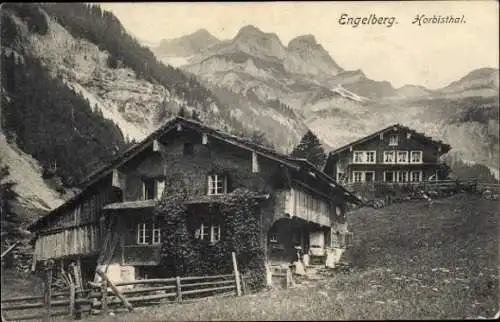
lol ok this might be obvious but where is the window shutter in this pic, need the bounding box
[156,179,165,200]
[207,175,212,195]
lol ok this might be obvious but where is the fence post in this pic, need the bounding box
[95,269,133,312]
[101,276,108,315]
[176,276,182,303]
[43,260,54,322]
[232,252,242,296]
[68,278,76,318]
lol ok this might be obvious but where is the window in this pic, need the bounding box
[142,178,165,200]
[365,151,376,163]
[211,225,221,242]
[365,171,375,182]
[200,224,210,240]
[410,151,423,164]
[398,171,408,183]
[152,223,161,244]
[199,224,221,243]
[353,171,363,183]
[397,151,408,163]
[143,179,155,200]
[137,223,148,245]
[411,171,422,182]
[137,221,161,245]
[384,171,395,182]
[384,151,395,163]
[389,134,399,146]
[353,151,364,163]
[207,175,227,195]
[353,151,375,164]
[183,142,194,155]
[337,172,344,181]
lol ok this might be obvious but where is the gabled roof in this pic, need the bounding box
[29,117,362,231]
[327,123,451,156]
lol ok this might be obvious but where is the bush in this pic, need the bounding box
[155,187,266,291]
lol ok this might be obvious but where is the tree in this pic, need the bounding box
[290,130,326,169]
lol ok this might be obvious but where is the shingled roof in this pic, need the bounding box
[29,117,362,231]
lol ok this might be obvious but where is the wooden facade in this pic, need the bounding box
[29,117,361,282]
[324,124,451,185]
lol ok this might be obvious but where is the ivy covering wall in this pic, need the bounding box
[153,160,275,290]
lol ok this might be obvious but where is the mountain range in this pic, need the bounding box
[0,4,498,224]
[152,26,499,177]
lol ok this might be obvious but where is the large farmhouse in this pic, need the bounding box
[323,124,451,184]
[28,117,362,285]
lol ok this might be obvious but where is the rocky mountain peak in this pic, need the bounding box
[232,25,286,59]
[284,35,343,77]
[288,34,318,49]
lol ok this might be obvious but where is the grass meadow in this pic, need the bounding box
[3,193,499,320]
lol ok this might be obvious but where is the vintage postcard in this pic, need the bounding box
[1,1,498,321]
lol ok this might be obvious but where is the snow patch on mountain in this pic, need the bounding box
[158,56,191,68]
[332,84,370,103]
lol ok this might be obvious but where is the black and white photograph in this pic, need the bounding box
[0,1,499,320]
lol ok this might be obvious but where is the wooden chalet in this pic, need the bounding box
[323,124,451,184]
[28,117,362,285]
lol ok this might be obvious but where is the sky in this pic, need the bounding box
[99,1,499,89]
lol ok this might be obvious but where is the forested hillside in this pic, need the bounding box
[0,3,255,189]
[40,3,248,135]
[1,4,127,187]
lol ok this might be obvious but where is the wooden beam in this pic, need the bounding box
[232,252,242,296]
[1,241,19,259]
[43,262,53,322]
[152,139,161,152]
[95,269,134,312]
[252,151,260,173]
[284,167,293,189]
[176,276,182,303]
[112,169,122,189]
[380,133,384,140]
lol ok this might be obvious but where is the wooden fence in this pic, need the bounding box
[1,252,243,321]
[343,178,490,205]
[477,182,500,193]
